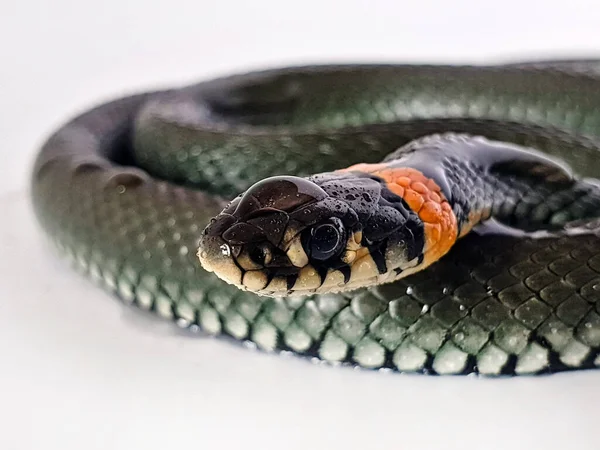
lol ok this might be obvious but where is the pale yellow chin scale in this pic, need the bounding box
[339,230,362,264]
[286,237,308,267]
[199,228,419,297]
[246,230,399,296]
[242,270,269,291]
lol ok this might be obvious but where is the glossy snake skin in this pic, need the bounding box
[31,60,600,375]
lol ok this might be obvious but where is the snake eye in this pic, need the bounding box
[249,245,272,266]
[309,218,346,261]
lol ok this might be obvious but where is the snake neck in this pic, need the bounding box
[338,133,600,280]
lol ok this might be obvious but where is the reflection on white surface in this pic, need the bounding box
[2,190,599,449]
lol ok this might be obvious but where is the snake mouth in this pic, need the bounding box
[197,232,302,295]
[197,225,399,297]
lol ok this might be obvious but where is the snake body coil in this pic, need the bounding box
[32,61,600,376]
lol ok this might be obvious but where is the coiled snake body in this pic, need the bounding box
[32,60,600,376]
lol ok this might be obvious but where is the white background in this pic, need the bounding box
[2,0,600,449]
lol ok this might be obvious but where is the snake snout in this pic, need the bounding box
[197,234,245,287]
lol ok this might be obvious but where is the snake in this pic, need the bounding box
[31,59,600,376]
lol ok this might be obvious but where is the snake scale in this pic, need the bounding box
[31,59,600,376]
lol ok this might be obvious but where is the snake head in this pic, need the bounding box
[198,171,421,297]
[198,175,355,295]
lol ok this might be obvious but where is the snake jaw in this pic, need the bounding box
[198,214,307,293]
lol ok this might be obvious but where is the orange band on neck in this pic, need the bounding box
[339,163,458,267]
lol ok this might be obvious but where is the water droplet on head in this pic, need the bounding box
[442,287,449,294]
[421,304,429,314]
[459,304,466,311]
[406,286,414,295]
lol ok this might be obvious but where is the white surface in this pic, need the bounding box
[2,0,600,449]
